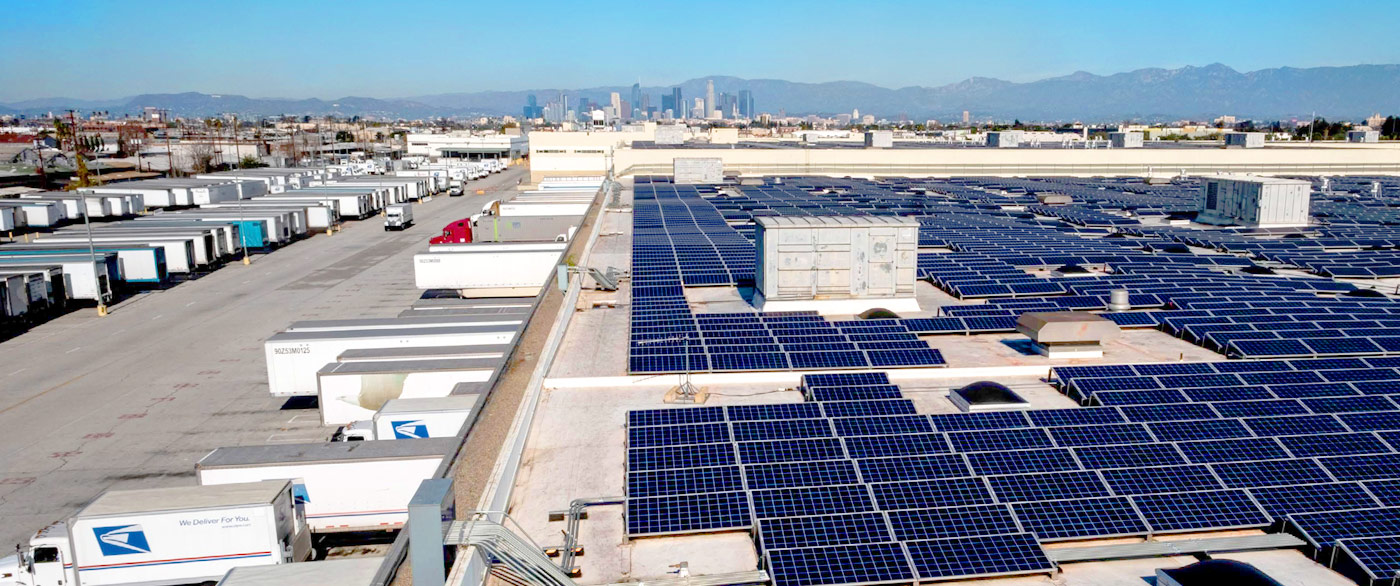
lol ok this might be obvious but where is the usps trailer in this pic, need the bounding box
[195,439,456,533]
[373,395,482,440]
[315,356,500,424]
[263,325,517,397]
[0,480,311,586]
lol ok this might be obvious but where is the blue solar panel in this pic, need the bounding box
[737,438,846,464]
[887,504,1020,541]
[947,428,1055,453]
[1120,403,1220,423]
[1074,443,1186,470]
[1130,489,1271,533]
[750,484,876,519]
[1242,414,1348,436]
[629,423,731,448]
[1048,423,1155,447]
[820,399,918,418]
[834,415,935,437]
[807,385,905,402]
[629,407,726,427]
[627,466,745,498]
[842,433,950,459]
[628,443,736,472]
[727,403,823,421]
[1026,407,1126,428]
[986,470,1111,502]
[1209,399,1308,418]
[1146,419,1254,442]
[1278,433,1394,458]
[869,477,996,511]
[1098,464,1223,495]
[1011,496,1150,541]
[903,533,1054,580]
[627,491,752,536]
[965,448,1082,476]
[745,460,862,490]
[1248,482,1380,521]
[1336,536,1400,583]
[757,512,892,550]
[766,542,914,586]
[1210,459,1334,488]
[1339,412,1400,432]
[804,372,890,387]
[1319,454,1400,481]
[857,454,971,483]
[1302,396,1398,414]
[731,419,833,442]
[1288,507,1400,548]
[928,411,1031,432]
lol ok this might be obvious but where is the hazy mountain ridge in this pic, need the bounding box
[3,64,1398,121]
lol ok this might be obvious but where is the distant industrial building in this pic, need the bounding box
[1110,131,1144,148]
[1348,130,1380,143]
[1224,132,1265,148]
[1196,174,1311,228]
[405,133,527,160]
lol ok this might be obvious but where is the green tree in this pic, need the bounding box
[238,155,267,169]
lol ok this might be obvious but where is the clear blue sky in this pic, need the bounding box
[2,0,1398,101]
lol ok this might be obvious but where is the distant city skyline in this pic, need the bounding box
[2,0,1399,101]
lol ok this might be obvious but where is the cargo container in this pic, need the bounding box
[285,315,524,333]
[0,200,67,228]
[413,243,565,296]
[195,440,456,533]
[215,557,380,586]
[0,480,311,586]
[0,244,169,283]
[263,325,517,397]
[316,356,500,424]
[0,256,114,301]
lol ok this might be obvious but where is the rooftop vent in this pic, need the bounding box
[949,381,1031,413]
[1016,311,1120,359]
[1240,265,1276,275]
[1156,560,1281,586]
[1346,288,1388,298]
[858,308,901,319]
[1052,264,1092,277]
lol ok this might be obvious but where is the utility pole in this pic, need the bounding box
[69,111,109,316]
[165,117,177,177]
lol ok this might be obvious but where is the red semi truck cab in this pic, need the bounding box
[429,218,474,244]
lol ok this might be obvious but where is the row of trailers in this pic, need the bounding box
[0,168,442,334]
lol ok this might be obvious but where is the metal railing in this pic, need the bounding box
[617,161,1400,178]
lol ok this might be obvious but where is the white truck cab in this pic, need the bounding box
[0,523,72,586]
[330,420,374,442]
[383,204,413,231]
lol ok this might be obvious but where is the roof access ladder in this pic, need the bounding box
[444,512,577,586]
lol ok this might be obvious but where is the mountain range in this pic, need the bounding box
[3,64,1398,122]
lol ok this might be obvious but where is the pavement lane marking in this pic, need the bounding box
[7,368,25,375]
[65,347,81,354]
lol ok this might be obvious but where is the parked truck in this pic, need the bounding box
[195,440,456,533]
[333,394,482,442]
[383,204,413,231]
[413,243,566,297]
[0,480,311,586]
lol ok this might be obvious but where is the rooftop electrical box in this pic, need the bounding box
[1110,131,1144,148]
[986,131,1023,148]
[1224,132,1265,148]
[754,216,918,311]
[1196,174,1312,228]
[864,130,893,148]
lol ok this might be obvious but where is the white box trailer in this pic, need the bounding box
[136,212,293,246]
[305,185,395,208]
[106,222,245,255]
[414,242,566,296]
[0,265,68,304]
[195,440,456,533]
[0,273,29,317]
[0,256,114,301]
[39,232,219,268]
[336,344,514,363]
[0,200,67,228]
[286,314,523,333]
[0,268,55,310]
[0,244,171,283]
[264,325,518,397]
[260,193,373,220]
[331,178,426,202]
[216,557,380,586]
[316,356,500,424]
[0,480,311,586]
[19,193,117,219]
[372,395,482,440]
[201,202,327,232]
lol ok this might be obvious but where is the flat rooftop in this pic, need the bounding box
[492,174,1400,586]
